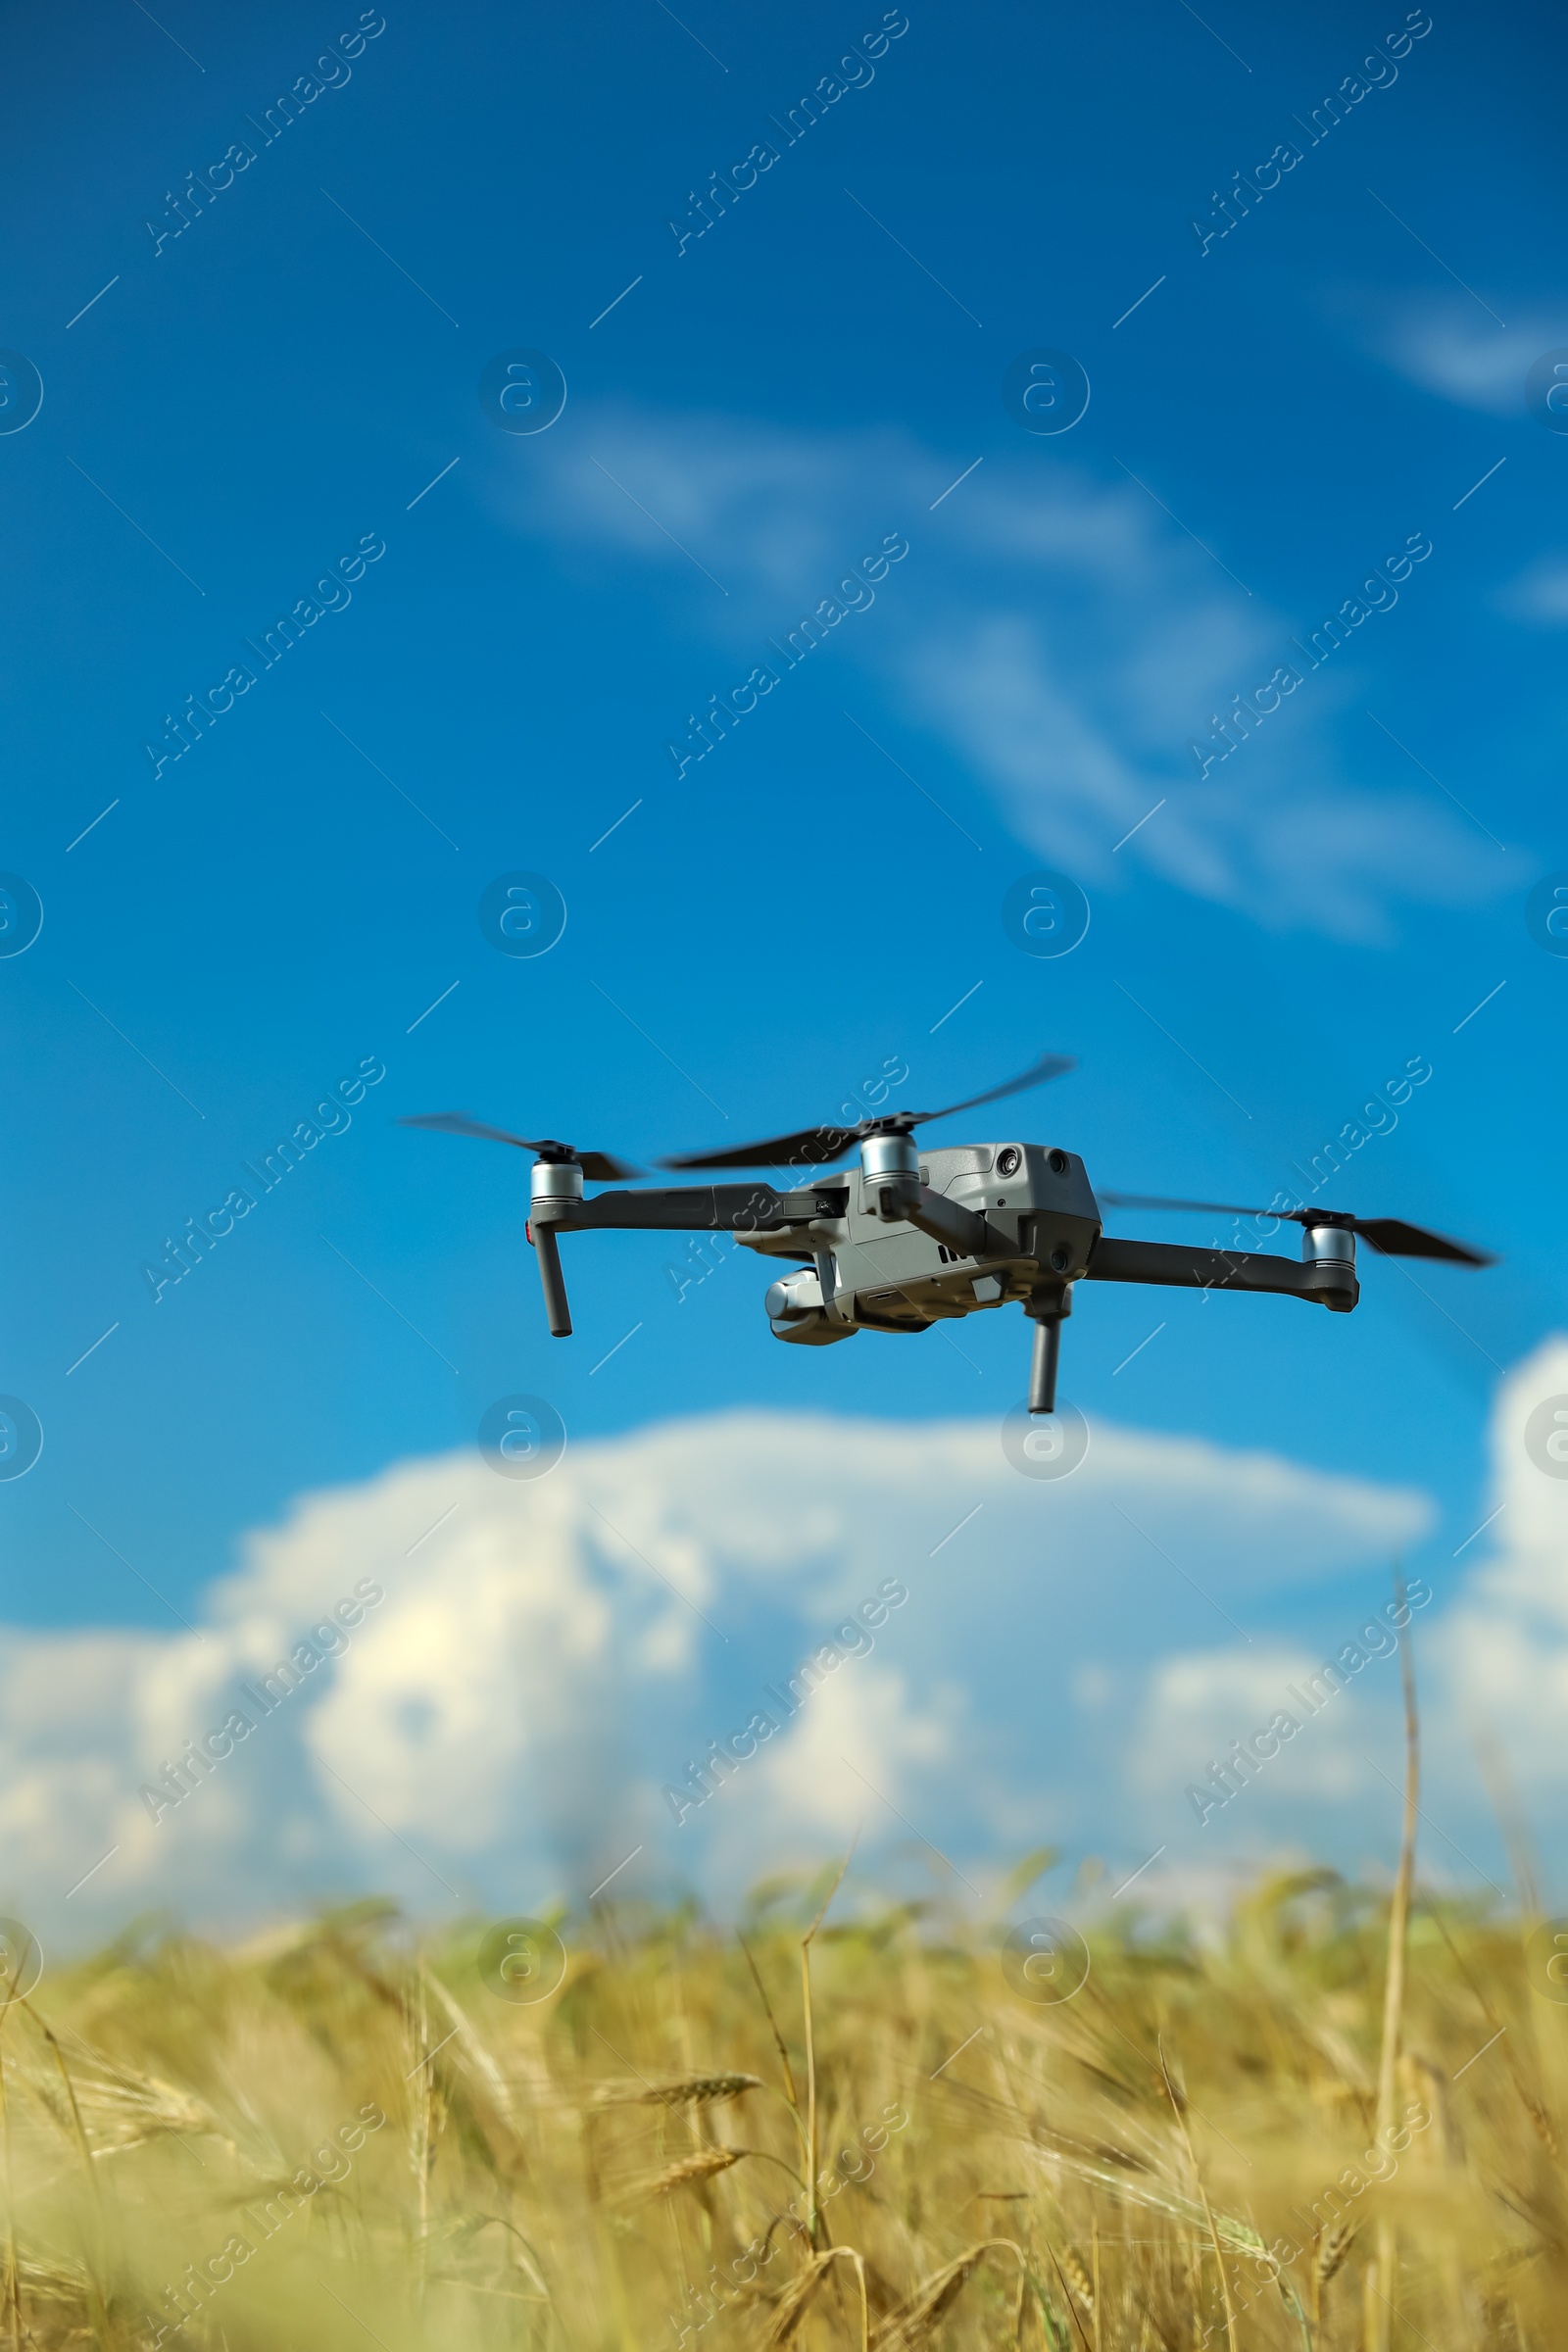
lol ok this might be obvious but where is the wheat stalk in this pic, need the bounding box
[624,2145,747,2201]
[874,2239,1026,2352]
[594,2072,762,2107]
[766,2250,839,2348]
[1315,2222,1358,2286]
[1059,2242,1095,2314]
[0,1864,1544,2349]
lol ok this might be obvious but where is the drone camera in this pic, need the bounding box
[765,1267,854,1348]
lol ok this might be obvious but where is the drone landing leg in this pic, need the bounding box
[533,1225,573,1338]
[1024,1280,1072,1415]
[1028,1315,1060,1415]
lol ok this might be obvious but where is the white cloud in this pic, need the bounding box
[1119,1336,1568,1874]
[902,610,1485,940]
[705,1661,957,1879]
[1494,556,1568,627]
[487,403,1508,941]
[1426,1337,1568,1789]
[1134,1642,1392,1823]
[22,1332,1568,1927]
[1375,300,1564,416]
[1,1406,1429,1942]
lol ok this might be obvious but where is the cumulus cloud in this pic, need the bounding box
[1426,1337,1568,1785]
[1,1407,1431,1942]
[480,402,1504,942]
[1134,1641,1398,1827]
[1121,1336,1568,1881]
[705,1660,958,1883]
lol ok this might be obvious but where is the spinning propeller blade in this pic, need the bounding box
[660,1050,1076,1172]
[1098,1191,1494,1267]
[400,1112,642,1185]
[659,1122,862,1174]
[914,1050,1079,1124]
[1350,1218,1496,1266]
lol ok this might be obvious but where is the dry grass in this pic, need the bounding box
[0,1866,1560,2350]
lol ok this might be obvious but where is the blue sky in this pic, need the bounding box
[2,0,1566,1923]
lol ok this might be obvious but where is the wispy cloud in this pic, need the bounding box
[485,401,1507,941]
[1373,296,1568,416]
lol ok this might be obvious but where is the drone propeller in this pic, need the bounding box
[1098,1191,1495,1268]
[659,1049,1077,1173]
[400,1111,642,1185]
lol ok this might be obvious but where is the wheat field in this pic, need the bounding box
[0,1849,1559,2352]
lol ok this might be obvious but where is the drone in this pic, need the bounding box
[403,1052,1494,1415]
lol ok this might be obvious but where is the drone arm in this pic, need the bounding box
[536,1184,847,1235]
[524,1185,845,1340]
[1082,1236,1357,1312]
[873,1179,990,1259]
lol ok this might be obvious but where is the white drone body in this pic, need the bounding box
[745,1139,1100,1348]
[404,1051,1491,1416]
